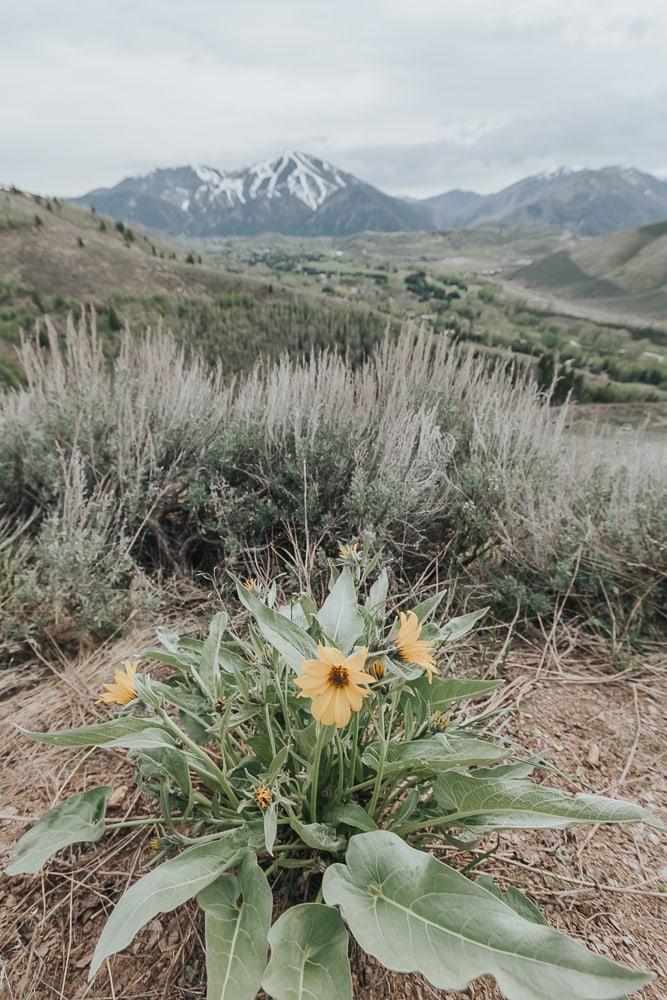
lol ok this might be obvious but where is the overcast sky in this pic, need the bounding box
[2,0,667,198]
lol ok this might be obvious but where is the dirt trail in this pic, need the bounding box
[0,632,665,1000]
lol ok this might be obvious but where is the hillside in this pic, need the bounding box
[511,220,667,323]
[72,152,426,237]
[422,167,667,236]
[0,188,388,383]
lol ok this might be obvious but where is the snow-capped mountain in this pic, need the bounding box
[74,157,667,238]
[74,152,426,237]
[422,166,667,236]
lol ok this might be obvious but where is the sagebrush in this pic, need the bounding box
[0,314,665,654]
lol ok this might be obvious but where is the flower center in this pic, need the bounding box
[328,665,350,688]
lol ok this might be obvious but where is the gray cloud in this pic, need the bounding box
[2,0,667,197]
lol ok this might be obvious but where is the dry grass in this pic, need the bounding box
[0,616,665,1000]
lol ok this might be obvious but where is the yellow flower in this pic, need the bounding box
[368,658,385,679]
[395,611,437,683]
[242,577,257,591]
[255,785,272,810]
[97,659,139,705]
[295,645,374,728]
[337,542,359,561]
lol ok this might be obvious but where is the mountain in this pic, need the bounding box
[511,219,667,323]
[73,152,426,237]
[421,167,667,236]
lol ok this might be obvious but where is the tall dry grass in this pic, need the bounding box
[0,312,664,652]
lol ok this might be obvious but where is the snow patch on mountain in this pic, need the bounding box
[187,152,348,213]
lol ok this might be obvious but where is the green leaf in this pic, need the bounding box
[316,568,363,654]
[104,728,177,751]
[474,876,547,925]
[362,732,506,774]
[413,588,447,623]
[293,721,335,758]
[434,772,667,831]
[89,835,247,980]
[22,717,166,748]
[289,817,346,853]
[437,607,488,643]
[133,747,193,802]
[365,569,388,615]
[155,625,183,653]
[263,802,278,856]
[261,903,352,1000]
[323,831,650,1000]
[218,644,248,674]
[324,803,378,833]
[5,786,111,875]
[197,612,229,701]
[267,746,290,784]
[198,853,272,1000]
[238,583,317,671]
[410,675,503,709]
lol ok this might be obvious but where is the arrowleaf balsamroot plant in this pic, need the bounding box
[5,554,665,1000]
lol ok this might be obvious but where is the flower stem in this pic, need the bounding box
[309,724,328,822]
[347,711,361,788]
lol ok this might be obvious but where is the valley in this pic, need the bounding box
[2,186,666,404]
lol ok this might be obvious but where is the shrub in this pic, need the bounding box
[3,563,662,998]
[0,317,665,641]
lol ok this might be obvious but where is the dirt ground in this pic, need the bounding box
[0,628,665,1000]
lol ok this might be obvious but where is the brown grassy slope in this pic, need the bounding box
[511,220,667,325]
[0,625,665,1000]
[0,189,261,299]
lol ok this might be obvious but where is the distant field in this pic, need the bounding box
[1,188,666,402]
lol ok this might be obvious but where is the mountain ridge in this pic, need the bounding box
[73,151,426,237]
[71,155,667,238]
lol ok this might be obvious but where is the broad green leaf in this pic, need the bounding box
[104,728,177,751]
[437,607,488,643]
[5,786,111,875]
[238,583,317,671]
[89,835,248,979]
[475,876,547,925]
[362,732,505,774]
[410,675,503,709]
[323,831,650,1000]
[289,817,346,854]
[413,588,447,623]
[198,853,272,1000]
[22,717,166,748]
[364,569,388,615]
[324,803,378,833]
[261,903,352,1000]
[316,568,363,654]
[198,612,229,701]
[434,772,667,832]
[263,801,278,856]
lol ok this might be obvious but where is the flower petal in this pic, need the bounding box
[316,645,345,666]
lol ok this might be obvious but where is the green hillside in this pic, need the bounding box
[0,189,387,384]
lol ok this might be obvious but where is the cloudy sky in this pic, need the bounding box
[3,0,667,198]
